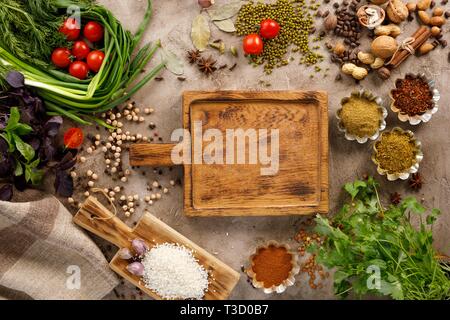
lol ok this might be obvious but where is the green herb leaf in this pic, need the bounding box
[426,208,441,225]
[344,180,366,199]
[191,14,210,51]
[0,132,15,152]
[401,196,425,215]
[14,161,23,176]
[24,164,43,185]
[13,123,33,136]
[12,134,35,162]
[5,107,20,131]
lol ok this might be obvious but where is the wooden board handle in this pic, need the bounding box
[73,196,133,248]
[129,143,178,167]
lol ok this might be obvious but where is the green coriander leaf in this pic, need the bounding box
[334,270,350,285]
[12,134,35,162]
[344,180,366,199]
[401,197,425,215]
[426,208,441,225]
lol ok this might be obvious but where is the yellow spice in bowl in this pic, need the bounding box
[375,131,416,173]
[339,97,381,137]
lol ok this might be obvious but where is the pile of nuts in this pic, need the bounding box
[322,0,449,81]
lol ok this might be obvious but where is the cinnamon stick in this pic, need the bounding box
[387,26,431,69]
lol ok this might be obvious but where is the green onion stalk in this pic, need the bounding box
[0,0,164,125]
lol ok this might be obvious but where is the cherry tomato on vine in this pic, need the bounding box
[72,41,90,60]
[243,34,263,55]
[86,50,105,73]
[51,48,72,68]
[59,18,81,41]
[83,21,104,43]
[69,61,89,80]
[260,19,280,39]
[64,127,84,149]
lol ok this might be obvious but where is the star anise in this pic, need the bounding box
[409,173,423,190]
[186,49,201,64]
[390,192,402,205]
[197,56,217,75]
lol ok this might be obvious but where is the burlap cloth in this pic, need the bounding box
[0,190,118,300]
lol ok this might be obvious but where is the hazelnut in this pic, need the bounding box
[377,67,391,80]
[371,35,398,59]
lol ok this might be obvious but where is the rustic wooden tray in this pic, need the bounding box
[130,91,329,216]
[73,196,240,300]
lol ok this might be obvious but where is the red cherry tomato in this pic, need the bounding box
[72,41,90,60]
[51,48,72,68]
[86,50,105,73]
[260,19,280,39]
[64,127,84,149]
[243,34,263,55]
[59,18,81,41]
[69,61,89,80]
[83,21,104,43]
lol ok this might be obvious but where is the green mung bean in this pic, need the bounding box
[236,0,323,74]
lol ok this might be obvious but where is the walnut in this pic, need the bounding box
[386,0,409,24]
[324,14,338,31]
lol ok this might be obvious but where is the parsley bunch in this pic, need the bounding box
[309,177,450,300]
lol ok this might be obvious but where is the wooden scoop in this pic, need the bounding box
[73,196,240,300]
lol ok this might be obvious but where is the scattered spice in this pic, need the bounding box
[250,244,293,288]
[295,228,328,289]
[338,96,382,138]
[374,131,417,174]
[409,173,423,190]
[235,0,323,74]
[197,56,217,75]
[186,49,201,64]
[390,192,402,205]
[391,75,434,116]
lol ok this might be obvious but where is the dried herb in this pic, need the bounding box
[409,173,423,190]
[187,49,202,64]
[161,46,184,75]
[191,14,211,51]
[309,177,450,300]
[207,0,242,21]
[213,19,236,33]
[197,56,217,75]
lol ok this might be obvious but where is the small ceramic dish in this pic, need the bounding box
[372,127,423,181]
[357,5,385,29]
[337,90,388,144]
[246,240,299,294]
[390,73,440,125]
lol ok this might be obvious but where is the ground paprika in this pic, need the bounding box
[251,245,293,288]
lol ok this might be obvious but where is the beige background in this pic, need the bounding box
[70,0,450,300]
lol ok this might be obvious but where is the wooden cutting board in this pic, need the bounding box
[130,90,329,216]
[73,196,240,300]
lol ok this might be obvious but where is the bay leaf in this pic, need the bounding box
[208,0,242,21]
[213,19,236,33]
[161,47,184,75]
[191,14,210,51]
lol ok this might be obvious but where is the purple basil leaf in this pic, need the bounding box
[58,151,77,171]
[13,175,27,191]
[0,139,14,178]
[5,72,25,89]
[54,170,73,197]
[44,116,63,137]
[0,184,13,201]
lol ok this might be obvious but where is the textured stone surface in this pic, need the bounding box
[82,0,450,300]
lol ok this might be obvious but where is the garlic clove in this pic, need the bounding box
[118,247,133,260]
[126,262,145,276]
[132,238,149,256]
